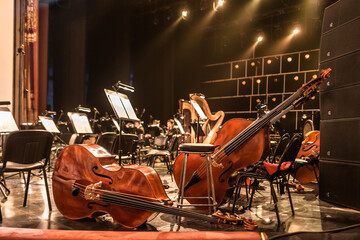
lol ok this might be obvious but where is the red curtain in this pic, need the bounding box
[23,0,48,123]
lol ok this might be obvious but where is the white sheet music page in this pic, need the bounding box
[106,91,128,119]
[70,113,93,134]
[39,116,60,133]
[0,111,19,132]
[190,100,207,120]
[120,96,138,120]
[174,118,185,134]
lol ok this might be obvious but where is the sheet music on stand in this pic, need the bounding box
[190,100,207,120]
[104,89,139,121]
[39,116,60,133]
[174,118,185,134]
[67,112,93,134]
[0,107,19,133]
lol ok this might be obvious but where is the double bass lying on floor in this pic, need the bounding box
[173,69,332,208]
[52,144,244,228]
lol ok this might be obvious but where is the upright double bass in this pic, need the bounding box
[173,69,332,207]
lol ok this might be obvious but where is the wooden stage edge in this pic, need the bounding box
[0,227,267,240]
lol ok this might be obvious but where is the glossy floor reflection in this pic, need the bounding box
[0,160,359,239]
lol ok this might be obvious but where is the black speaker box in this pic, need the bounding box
[322,0,360,34]
[320,50,360,91]
[319,0,360,210]
[320,84,360,120]
[320,16,360,62]
[320,118,360,163]
[319,159,360,210]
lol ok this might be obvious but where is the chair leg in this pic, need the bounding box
[231,176,243,214]
[42,168,52,211]
[270,182,281,225]
[0,184,8,199]
[248,179,257,210]
[286,182,295,216]
[23,170,32,207]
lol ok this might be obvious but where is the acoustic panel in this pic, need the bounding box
[232,61,246,78]
[319,159,360,210]
[268,75,284,93]
[207,97,250,112]
[202,64,230,81]
[203,80,237,98]
[247,59,263,77]
[238,78,252,95]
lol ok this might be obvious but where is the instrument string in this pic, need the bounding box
[74,183,217,223]
[193,89,304,178]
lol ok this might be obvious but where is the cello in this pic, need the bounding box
[173,69,331,208]
[52,144,242,228]
[293,130,320,184]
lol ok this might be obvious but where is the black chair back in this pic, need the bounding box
[96,132,117,153]
[276,133,302,173]
[153,135,168,149]
[2,130,53,168]
[113,133,138,156]
[271,133,291,163]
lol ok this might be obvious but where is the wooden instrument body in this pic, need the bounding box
[52,144,169,228]
[178,96,224,144]
[294,130,320,184]
[173,118,269,207]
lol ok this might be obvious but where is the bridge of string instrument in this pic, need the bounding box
[84,181,103,201]
[211,161,224,169]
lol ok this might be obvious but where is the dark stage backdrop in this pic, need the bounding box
[47,0,337,126]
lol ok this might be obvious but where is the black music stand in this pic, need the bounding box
[105,89,139,163]
[190,100,207,143]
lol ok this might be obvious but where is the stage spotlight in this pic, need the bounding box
[250,61,255,67]
[256,79,261,84]
[267,59,272,64]
[305,54,310,59]
[292,28,300,35]
[257,35,263,42]
[234,64,239,69]
[294,76,299,81]
[282,115,286,119]
[287,57,292,62]
[213,0,225,11]
[181,10,188,19]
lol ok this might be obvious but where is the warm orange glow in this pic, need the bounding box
[251,61,255,67]
[287,57,292,62]
[305,54,310,59]
[242,80,246,85]
[234,64,239,69]
[257,36,263,42]
[256,79,261,84]
[272,97,276,102]
[294,76,299,81]
[267,59,272,64]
